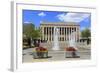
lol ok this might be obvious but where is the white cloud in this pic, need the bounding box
[24,21,31,24]
[56,13,90,22]
[38,12,46,17]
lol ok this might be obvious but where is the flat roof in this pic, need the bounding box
[40,22,80,26]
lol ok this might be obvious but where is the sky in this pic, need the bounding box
[23,10,91,31]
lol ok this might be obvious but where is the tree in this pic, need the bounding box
[23,23,41,47]
[81,28,91,38]
[23,23,35,37]
[33,28,41,39]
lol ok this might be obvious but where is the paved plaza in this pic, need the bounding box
[23,48,91,63]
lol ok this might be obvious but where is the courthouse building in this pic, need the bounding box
[40,22,80,42]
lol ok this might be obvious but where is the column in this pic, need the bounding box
[58,27,60,41]
[75,27,77,42]
[41,27,43,41]
[69,27,71,41]
[73,27,75,42]
[44,27,46,41]
[64,27,65,41]
[50,27,52,42]
[46,27,47,41]
[48,27,50,42]
[65,27,66,41]
[67,27,69,41]
[62,27,63,41]
[61,27,62,41]
[77,27,80,42]
[63,27,64,41]
[66,27,67,41]
[52,27,53,41]
[72,27,74,40]
[76,27,78,42]
[68,27,69,41]
[49,27,51,42]
[60,27,61,41]
[71,27,72,41]
[47,27,49,42]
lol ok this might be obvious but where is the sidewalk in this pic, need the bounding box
[23,48,91,63]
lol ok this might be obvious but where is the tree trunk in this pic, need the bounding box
[30,37,33,47]
[27,37,33,48]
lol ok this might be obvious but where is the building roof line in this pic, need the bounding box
[40,22,80,26]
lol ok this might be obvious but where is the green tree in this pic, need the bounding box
[23,23,41,47]
[33,28,41,39]
[81,28,91,38]
[23,23,35,38]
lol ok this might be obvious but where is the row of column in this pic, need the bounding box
[41,26,79,42]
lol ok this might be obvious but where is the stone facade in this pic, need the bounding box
[40,22,80,42]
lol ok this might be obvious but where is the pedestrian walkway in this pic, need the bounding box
[23,48,91,63]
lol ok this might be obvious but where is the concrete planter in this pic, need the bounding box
[33,47,48,59]
[65,47,80,58]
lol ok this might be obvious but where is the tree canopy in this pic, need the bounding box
[23,23,41,39]
[81,28,91,38]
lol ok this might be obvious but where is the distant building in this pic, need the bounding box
[40,22,80,42]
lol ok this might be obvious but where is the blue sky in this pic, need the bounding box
[23,10,91,31]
